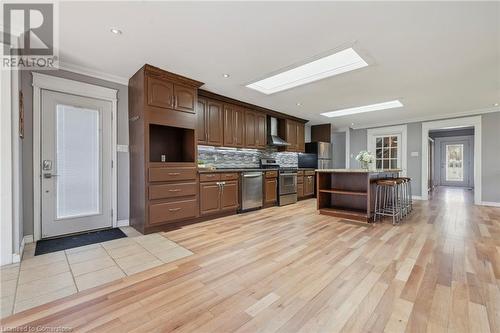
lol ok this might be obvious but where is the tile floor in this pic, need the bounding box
[0,227,193,318]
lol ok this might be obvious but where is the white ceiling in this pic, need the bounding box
[57,1,499,129]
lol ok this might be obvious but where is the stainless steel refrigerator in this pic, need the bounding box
[305,142,332,169]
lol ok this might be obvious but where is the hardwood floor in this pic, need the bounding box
[2,187,499,332]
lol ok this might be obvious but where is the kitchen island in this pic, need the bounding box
[316,169,401,223]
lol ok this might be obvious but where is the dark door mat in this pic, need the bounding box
[35,228,127,256]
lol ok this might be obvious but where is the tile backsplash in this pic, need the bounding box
[198,145,298,168]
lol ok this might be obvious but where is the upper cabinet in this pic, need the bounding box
[256,113,267,149]
[223,104,244,148]
[147,77,174,109]
[144,65,202,116]
[280,119,306,153]
[244,110,257,148]
[197,97,223,146]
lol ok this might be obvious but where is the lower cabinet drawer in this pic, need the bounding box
[305,170,315,176]
[265,171,278,178]
[149,167,197,182]
[199,173,221,182]
[149,198,197,225]
[149,182,197,200]
[220,173,239,181]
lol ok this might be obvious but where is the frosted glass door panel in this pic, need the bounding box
[445,144,464,182]
[56,104,101,219]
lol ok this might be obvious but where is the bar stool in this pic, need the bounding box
[374,179,403,225]
[397,177,412,216]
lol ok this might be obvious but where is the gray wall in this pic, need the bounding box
[482,112,500,202]
[348,112,500,201]
[331,132,346,168]
[20,69,129,236]
[349,128,367,168]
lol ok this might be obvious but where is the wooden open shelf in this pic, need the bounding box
[319,207,368,222]
[319,189,367,196]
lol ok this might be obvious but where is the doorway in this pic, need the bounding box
[41,91,113,238]
[422,116,481,204]
[33,73,118,240]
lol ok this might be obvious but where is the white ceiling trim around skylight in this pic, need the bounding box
[246,47,368,95]
[321,100,404,118]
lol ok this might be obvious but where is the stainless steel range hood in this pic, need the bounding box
[268,117,290,146]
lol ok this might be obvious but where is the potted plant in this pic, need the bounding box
[355,151,375,170]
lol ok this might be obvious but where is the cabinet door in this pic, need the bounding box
[207,99,223,146]
[221,180,239,211]
[223,104,235,147]
[147,77,174,109]
[256,113,267,149]
[264,178,277,204]
[234,107,245,147]
[297,182,304,198]
[286,120,298,151]
[200,182,220,216]
[197,97,207,144]
[297,123,305,152]
[173,84,196,113]
[304,175,314,196]
[245,110,256,148]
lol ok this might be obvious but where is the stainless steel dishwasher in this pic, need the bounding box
[241,171,263,211]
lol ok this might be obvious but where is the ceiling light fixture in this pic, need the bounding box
[321,100,403,118]
[494,103,499,107]
[223,74,230,78]
[246,47,368,95]
[296,102,302,106]
[110,28,122,35]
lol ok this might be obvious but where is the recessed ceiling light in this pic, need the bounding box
[223,74,230,78]
[296,102,302,106]
[321,100,403,118]
[494,103,499,107]
[246,47,368,95]
[110,28,122,35]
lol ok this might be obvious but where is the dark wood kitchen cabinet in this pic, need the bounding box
[223,104,244,147]
[197,97,223,146]
[279,119,305,153]
[146,68,198,114]
[304,174,315,196]
[129,64,204,234]
[199,173,239,216]
[263,170,278,207]
[245,110,267,149]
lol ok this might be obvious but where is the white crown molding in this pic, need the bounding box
[57,62,129,86]
[351,106,499,130]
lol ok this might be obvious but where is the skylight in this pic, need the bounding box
[321,100,403,118]
[246,48,368,94]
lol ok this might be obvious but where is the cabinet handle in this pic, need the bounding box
[206,174,215,177]
[168,189,181,192]
[169,208,181,212]
[168,172,180,176]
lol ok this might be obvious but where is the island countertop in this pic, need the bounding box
[315,169,402,173]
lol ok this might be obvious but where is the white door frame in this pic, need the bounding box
[32,73,118,241]
[367,125,407,176]
[421,116,481,204]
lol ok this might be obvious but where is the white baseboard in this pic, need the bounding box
[117,219,129,227]
[412,196,423,200]
[12,235,32,263]
[480,201,500,207]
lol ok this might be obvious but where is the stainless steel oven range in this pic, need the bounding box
[279,168,298,206]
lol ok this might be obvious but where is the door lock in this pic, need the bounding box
[43,173,59,179]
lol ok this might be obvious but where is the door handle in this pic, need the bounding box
[168,208,181,212]
[43,173,59,179]
[168,189,181,192]
[168,172,180,176]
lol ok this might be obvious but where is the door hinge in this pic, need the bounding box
[111,160,114,168]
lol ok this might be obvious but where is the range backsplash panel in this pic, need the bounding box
[198,146,298,168]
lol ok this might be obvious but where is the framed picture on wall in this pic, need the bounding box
[19,91,24,139]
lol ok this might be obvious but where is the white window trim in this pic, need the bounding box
[367,125,407,176]
[32,73,118,241]
[421,116,482,204]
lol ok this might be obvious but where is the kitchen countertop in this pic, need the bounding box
[315,169,401,173]
[197,167,316,173]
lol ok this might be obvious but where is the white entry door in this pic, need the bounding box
[41,90,113,238]
[440,140,471,187]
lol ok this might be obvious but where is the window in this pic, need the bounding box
[375,135,400,170]
[445,144,464,181]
